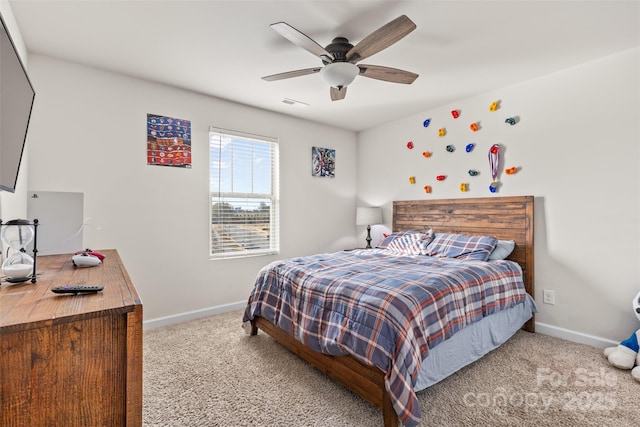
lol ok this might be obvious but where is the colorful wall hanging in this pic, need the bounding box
[147,113,192,168]
[488,144,501,193]
[402,99,524,194]
[312,147,336,177]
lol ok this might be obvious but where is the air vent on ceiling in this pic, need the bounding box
[282,98,309,107]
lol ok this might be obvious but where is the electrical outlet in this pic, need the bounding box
[543,290,555,305]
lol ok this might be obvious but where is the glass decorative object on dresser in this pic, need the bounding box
[0,219,38,284]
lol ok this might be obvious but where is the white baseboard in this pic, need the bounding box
[144,306,622,351]
[535,321,619,349]
[143,300,246,330]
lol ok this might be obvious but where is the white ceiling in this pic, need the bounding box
[9,0,640,132]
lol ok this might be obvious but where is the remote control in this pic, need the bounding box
[51,285,104,294]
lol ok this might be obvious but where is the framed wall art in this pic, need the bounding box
[147,113,192,168]
[312,146,335,177]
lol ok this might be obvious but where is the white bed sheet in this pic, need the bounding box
[415,294,537,391]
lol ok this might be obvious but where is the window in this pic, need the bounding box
[209,128,279,258]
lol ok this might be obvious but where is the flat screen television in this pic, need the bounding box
[0,10,35,193]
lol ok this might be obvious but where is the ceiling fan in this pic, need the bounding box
[262,15,419,101]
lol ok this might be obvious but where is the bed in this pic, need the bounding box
[243,196,535,427]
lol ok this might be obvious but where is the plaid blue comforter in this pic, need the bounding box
[242,249,527,427]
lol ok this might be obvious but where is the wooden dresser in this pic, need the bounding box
[0,249,143,427]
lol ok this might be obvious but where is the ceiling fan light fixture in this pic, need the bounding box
[320,62,359,89]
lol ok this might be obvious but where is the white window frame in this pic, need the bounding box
[209,127,279,259]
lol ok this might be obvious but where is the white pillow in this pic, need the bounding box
[488,240,516,260]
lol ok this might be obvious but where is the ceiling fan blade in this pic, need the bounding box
[271,22,335,62]
[262,67,322,82]
[330,86,347,101]
[346,15,416,63]
[358,64,418,84]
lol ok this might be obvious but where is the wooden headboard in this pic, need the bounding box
[393,196,535,332]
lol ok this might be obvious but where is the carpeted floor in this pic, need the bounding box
[143,310,638,426]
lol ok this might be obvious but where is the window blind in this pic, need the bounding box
[209,128,279,258]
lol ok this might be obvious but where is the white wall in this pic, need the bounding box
[358,48,640,342]
[26,55,358,321]
[19,34,640,343]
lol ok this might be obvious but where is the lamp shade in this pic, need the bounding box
[356,207,382,226]
[320,62,359,88]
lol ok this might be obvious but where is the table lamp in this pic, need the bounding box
[356,207,382,249]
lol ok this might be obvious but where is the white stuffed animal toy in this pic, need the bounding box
[604,291,640,382]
